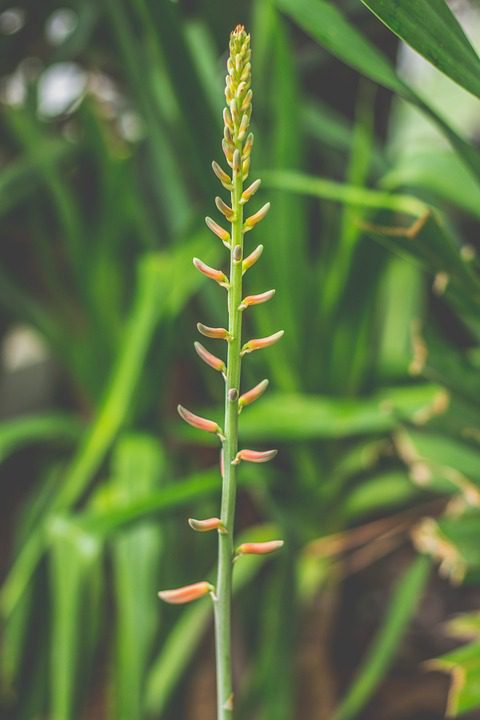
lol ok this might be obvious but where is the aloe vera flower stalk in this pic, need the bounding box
[158,25,283,718]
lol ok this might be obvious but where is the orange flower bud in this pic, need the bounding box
[241,178,261,204]
[237,113,249,141]
[244,202,270,231]
[233,149,241,173]
[223,107,233,131]
[241,330,284,356]
[188,517,226,533]
[241,89,252,112]
[193,257,228,286]
[197,323,231,341]
[232,448,278,465]
[177,405,222,437]
[222,139,233,165]
[205,216,230,245]
[242,244,263,273]
[239,379,269,409]
[158,581,214,605]
[236,540,284,556]
[194,342,226,374]
[215,196,234,222]
[212,161,232,191]
[239,289,275,310]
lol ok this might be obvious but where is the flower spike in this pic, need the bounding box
[171,25,284,715]
[241,330,284,356]
[236,540,284,556]
[189,517,227,533]
[158,581,214,605]
[242,244,263,274]
[197,323,231,341]
[232,448,278,465]
[239,289,275,310]
[205,216,231,246]
[239,379,269,410]
[194,342,226,374]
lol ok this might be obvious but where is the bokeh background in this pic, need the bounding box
[1,1,480,718]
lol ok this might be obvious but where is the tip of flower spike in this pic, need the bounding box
[158,581,214,605]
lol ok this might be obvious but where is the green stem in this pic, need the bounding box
[214,160,244,718]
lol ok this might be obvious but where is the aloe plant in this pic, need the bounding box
[158,25,283,718]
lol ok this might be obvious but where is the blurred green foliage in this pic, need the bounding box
[0,0,479,718]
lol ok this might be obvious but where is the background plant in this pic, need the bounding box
[0,1,479,719]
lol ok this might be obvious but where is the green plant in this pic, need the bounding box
[158,25,283,718]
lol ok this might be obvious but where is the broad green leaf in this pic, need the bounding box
[429,640,480,717]
[334,555,431,720]
[238,385,447,441]
[276,0,480,182]
[110,435,165,720]
[381,150,480,219]
[48,516,102,720]
[361,0,480,99]
[0,414,82,464]
[343,470,424,521]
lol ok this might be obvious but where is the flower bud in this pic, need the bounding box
[239,289,275,310]
[177,405,222,436]
[193,257,228,286]
[236,81,247,99]
[237,113,249,142]
[197,323,231,341]
[242,132,254,158]
[158,581,214,605]
[244,202,270,231]
[241,89,252,112]
[223,107,233,131]
[194,342,226,374]
[222,138,233,165]
[188,517,226,533]
[215,196,234,222]
[241,178,261,204]
[233,149,241,173]
[239,379,269,409]
[241,330,284,356]
[242,244,263,273]
[212,161,233,190]
[205,216,231,245]
[236,540,284,556]
[232,448,278,464]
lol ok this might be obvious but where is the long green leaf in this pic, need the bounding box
[276,0,480,181]
[361,0,480,99]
